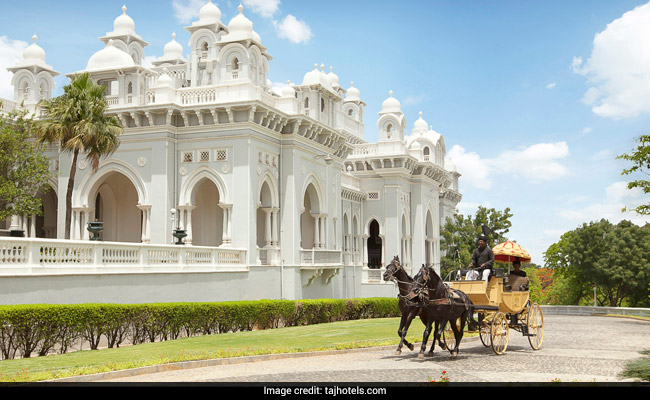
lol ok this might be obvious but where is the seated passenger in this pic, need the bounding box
[509,259,529,290]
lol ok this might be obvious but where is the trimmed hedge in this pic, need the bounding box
[0,298,399,360]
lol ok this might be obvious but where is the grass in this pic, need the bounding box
[622,349,650,382]
[0,317,437,383]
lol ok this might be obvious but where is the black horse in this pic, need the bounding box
[410,264,473,358]
[382,257,446,356]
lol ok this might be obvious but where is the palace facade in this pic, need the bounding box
[0,2,462,304]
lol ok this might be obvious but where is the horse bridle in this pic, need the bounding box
[386,260,413,286]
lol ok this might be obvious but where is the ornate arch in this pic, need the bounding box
[258,171,279,208]
[75,159,148,208]
[179,165,228,206]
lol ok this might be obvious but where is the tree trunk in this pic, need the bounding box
[64,150,79,240]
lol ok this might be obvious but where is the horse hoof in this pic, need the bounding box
[407,343,414,351]
[450,352,458,359]
[417,353,425,359]
[426,352,434,358]
[395,351,401,356]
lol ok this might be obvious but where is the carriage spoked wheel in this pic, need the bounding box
[490,312,510,355]
[442,317,462,352]
[526,302,544,350]
[478,313,491,347]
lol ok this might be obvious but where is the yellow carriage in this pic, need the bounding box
[443,241,544,355]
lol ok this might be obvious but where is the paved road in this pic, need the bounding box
[84,315,649,384]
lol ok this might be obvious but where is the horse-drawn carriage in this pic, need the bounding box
[444,241,544,355]
[384,241,544,358]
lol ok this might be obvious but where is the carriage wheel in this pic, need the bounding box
[527,302,544,350]
[443,317,461,352]
[478,313,491,347]
[491,312,509,355]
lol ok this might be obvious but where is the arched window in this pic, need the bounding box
[386,124,393,133]
[321,98,325,112]
[304,97,310,109]
[127,82,133,94]
[232,57,240,71]
[347,109,354,117]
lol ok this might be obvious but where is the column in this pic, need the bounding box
[311,213,320,249]
[136,205,152,243]
[30,214,36,238]
[177,205,196,245]
[271,208,279,247]
[263,208,272,248]
[219,203,232,246]
[362,234,369,267]
[82,208,93,240]
[319,214,327,249]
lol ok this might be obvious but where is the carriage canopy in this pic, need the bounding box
[492,241,531,263]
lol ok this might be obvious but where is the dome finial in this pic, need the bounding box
[122,5,127,14]
[238,4,244,13]
[419,111,423,117]
[320,63,325,72]
[172,32,176,39]
[32,33,38,43]
[389,90,394,97]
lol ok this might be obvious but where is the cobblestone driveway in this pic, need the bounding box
[88,315,650,383]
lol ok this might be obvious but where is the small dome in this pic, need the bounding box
[86,39,135,71]
[23,34,46,62]
[409,139,422,151]
[381,90,402,113]
[156,68,173,87]
[302,63,332,90]
[445,156,457,172]
[327,66,340,87]
[113,5,136,33]
[252,30,262,44]
[413,111,428,134]
[163,33,183,58]
[229,5,253,34]
[281,80,296,98]
[198,0,221,23]
[345,81,360,102]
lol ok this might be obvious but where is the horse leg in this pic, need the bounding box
[450,311,468,358]
[396,310,416,355]
[437,320,447,350]
[418,319,433,359]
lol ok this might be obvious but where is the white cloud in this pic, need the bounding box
[557,181,650,226]
[448,142,570,190]
[0,36,28,99]
[447,145,492,190]
[546,82,556,89]
[172,0,205,24]
[402,94,427,106]
[581,127,592,135]
[273,14,313,44]
[573,2,650,118]
[243,0,280,18]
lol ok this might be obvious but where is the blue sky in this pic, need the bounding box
[1,0,649,264]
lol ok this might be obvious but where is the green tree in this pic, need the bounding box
[34,73,122,239]
[0,105,52,222]
[544,219,650,307]
[440,206,513,278]
[617,134,650,215]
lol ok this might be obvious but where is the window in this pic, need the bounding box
[232,57,240,71]
[304,97,310,108]
[182,151,194,163]
[199,150,210,163]
[216,149,227,161]
[321,98,325,112]
[347,109,354,117]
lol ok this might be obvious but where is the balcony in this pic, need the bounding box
[0,237,247,276]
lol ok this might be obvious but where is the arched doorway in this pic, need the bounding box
[367,219,382,269]
[256,180,274,248]
[191,178,223,247]
[300,183,322,249]
[92,172,141,243]
[35,186,57,238]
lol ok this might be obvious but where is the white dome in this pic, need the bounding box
[445,156,457,172]
[156,68,173,87]
[23,34,46,62]
[345,81,360,102]
[327,66,340,87]
[281,81,296,98]
[302,63,332,90]
[229,5,253,34]
[413,111,428,133]
[163,33,183,58]
[381,90,401,113]
[87,39,135,71]
[252,30,262,44]
[113,5,136,33]
[198,0,221,23]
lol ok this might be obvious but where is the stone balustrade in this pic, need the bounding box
[0,237,247,275]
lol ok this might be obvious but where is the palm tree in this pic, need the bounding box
[34,73,122,239]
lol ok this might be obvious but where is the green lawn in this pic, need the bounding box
[0,317,437,382]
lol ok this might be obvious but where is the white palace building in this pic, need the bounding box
[0,2,462,304]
